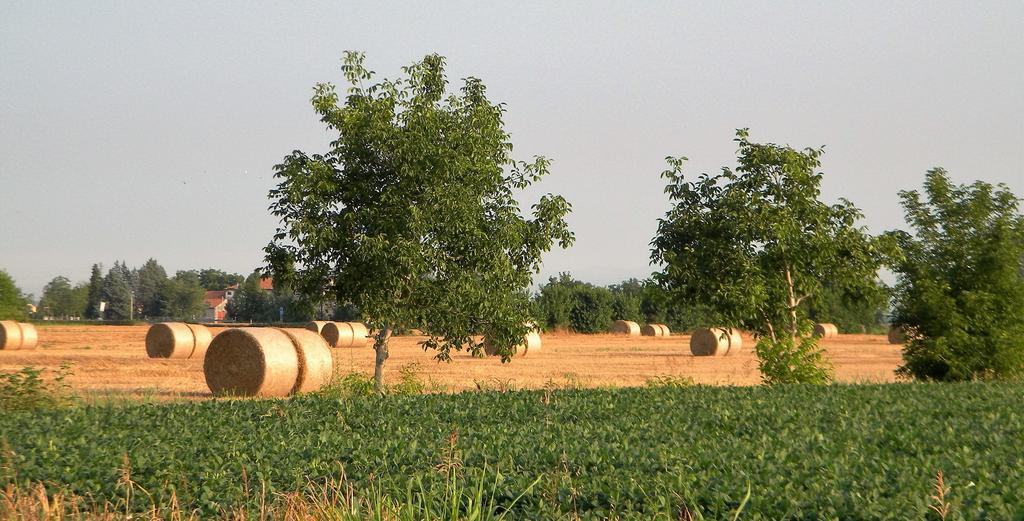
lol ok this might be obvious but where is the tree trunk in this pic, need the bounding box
[784,264,798,338]
[373,327,393,394]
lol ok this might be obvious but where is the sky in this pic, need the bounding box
[1,1,1023,298]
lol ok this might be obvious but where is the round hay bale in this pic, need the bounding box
[204,328,299,397]
[349,322,370,346]
[813,323,839,338]
[483,330,542,357]
[690,327,742,356]
[887,326,907,345]
[641,324,661,337]
[0,320,23,350]
[275,328,334,393]
[145,323,195,359]
[610,320,640,336]
[185,323,213,359]
[322,321,354,348]
[18,323,38,349]
[304,321,330,335]
[658,324,671,337]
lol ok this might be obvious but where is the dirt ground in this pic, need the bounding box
[0,324,904,401]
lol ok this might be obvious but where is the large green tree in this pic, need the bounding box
[134,258,168,318]
[84,264,103,319]
[198,269,245,291]
[265,52,573,391]
[651,130,889,384]
[888,169,1024,381]
[38,276,87,319]
[0,269,28,321]
[101,261,134,320]
[160,271,207,320]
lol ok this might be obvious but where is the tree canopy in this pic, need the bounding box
[264,52,573,390]
[888,169,1024,381]
[651,130,890,383]
[0,269,28,321]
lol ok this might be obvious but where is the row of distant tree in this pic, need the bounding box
[7,260,356,323]
[30,261,247,321]
[531,274,888,334]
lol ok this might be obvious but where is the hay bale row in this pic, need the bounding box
[145,323,212,359]
[204,327,334,397]
[813,323,839,338]
[306,321,370,348]
[641,324,671,337]
[0,321,38,350]
[690,327,742,356]
[610,320,640,336]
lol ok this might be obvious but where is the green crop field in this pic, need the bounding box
[2,383,1022,519]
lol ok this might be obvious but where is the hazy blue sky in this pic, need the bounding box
[2,1,1022,297]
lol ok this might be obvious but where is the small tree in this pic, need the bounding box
[888,169,1024,381]
[651,130,889,384]
[0,269,28,321]
[265,52,573,392]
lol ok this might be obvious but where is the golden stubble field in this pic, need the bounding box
[0,324,904,400]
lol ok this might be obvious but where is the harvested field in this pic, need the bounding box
[0,324,904,400]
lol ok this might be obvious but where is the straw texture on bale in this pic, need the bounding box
[304,321,330,335]
[18,323,38,349]
[484,331,542,357]
[145,323,196,359]
[349,322,370,346]
[204,328,299,397]
[887,326,907,345]
[813,323,839,338]
[610,320,640,336]
[322,322,354,348]
[690,327,742,356]
[275,328,334,394]
[0,321,23,350]
[641,324,671,337]
[185,323,213,359]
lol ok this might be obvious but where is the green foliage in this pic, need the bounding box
[888,169,1024,381]
[531,273,576,330]
[0,269,28,321]
[568,284,613,333]
[160,271,206,320]
[609,278,643,323]
[101,261,134,320]
[807,281,890,334]
[755,336,834,385]
[264,52,572,387]
[197,269,245,291]
[644,374,695,388]
[134,258,167,318]
[84,264,103,319]
[652,130,890,383]
[0,363,74,411]
[3,384,1024,518]
[532,274,713,333]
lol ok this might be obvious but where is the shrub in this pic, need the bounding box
[0,363,75,411]
[888,170,1024,381]
[754,335,833,385]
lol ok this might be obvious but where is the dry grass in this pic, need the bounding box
[0,325,904,401]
